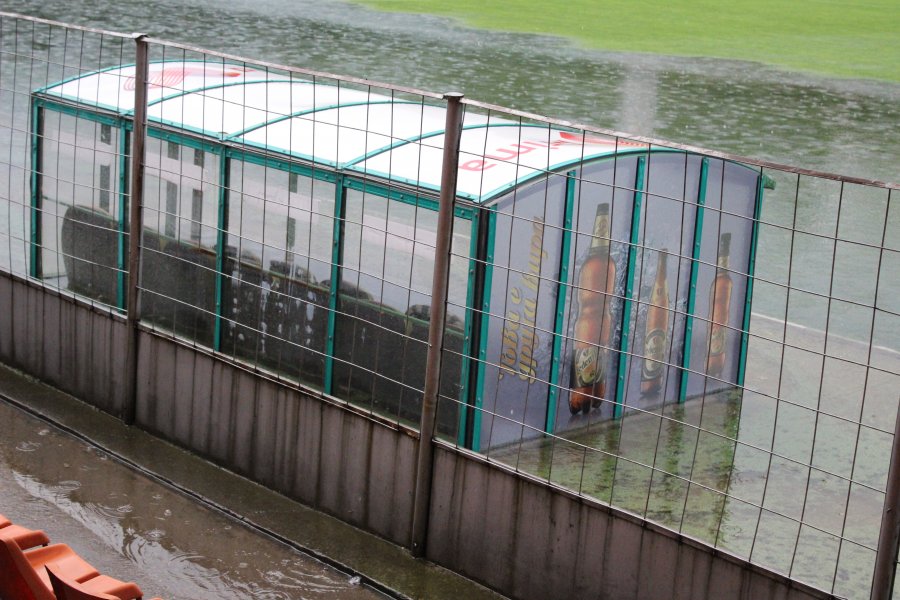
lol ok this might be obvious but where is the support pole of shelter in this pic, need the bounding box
[871,403,900,600]
[123,34,149,426]
[410,92,464,558]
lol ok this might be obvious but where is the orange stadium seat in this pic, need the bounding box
[0,533,100,600]
[47,564,161,600]
[0,534,148,600]
[0,513,51,550]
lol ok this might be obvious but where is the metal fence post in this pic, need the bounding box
[410,92,464,558]
[123,33,149,426]
[871,403,900,600]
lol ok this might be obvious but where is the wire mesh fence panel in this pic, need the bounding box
[127,39,465,432]
[0,16,132,300]
[436,97,899,599]
[2,12,900,600]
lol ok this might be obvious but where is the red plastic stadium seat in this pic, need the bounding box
[0,524,51,550]
[0,533,98,600]
[47,564,156,600]
[0,513,51,550]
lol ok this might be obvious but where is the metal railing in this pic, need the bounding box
[1,12,898,599]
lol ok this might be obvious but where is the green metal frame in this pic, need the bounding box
[545,170,577,433]
[614,155,647,418]
[213,147,230,351]
[456,210,483,447]
[737,173,766,386]
[116,123,131,311]
[146,127,222,154]
[469,208,497,453]
[679,157,710,402]
[323,176,345,394]
[343,177,473,220]
[29,103,42,279]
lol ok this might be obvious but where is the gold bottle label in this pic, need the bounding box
[641,329,666,379]
[592,214,610,249]
[573,346,603,387]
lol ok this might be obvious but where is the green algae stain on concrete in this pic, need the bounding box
[351,0,900,82]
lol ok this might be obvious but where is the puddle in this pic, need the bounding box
[0,401,389,600]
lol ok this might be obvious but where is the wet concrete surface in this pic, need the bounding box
[0,363,507,600]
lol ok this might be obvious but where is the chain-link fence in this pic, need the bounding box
[2,12,898,599]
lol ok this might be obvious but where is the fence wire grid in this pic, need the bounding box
[1,12,899,600]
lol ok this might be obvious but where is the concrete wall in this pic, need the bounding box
[427,445,832,600]
[0,274,128,416]
[133,329,417,545]
[0,271,835,600]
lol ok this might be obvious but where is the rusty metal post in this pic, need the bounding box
[871,403,900,600]
[410,92,464,558]
[123,34,149,425]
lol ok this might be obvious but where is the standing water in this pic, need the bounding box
[0,398,388,600]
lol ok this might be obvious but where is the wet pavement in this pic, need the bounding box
[0,363,506,600]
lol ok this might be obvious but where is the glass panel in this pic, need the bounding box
[221,160,334,388]
[141,137,219,346]
[551,157,637,436]
[683,159,757,398]
[480,173,566,452]
[39,111,121,305]
[622,153,701,412]
[334,187,469,432]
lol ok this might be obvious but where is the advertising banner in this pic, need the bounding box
[618,154,703,412]
[478,174,567,450]
[552,156,639,430]
[683,160,758,399]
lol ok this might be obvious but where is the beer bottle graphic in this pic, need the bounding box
[570,203,616,414]
[707,233,733,379]
[641,250,670,396]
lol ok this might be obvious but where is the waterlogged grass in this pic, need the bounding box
[352,0,900,82]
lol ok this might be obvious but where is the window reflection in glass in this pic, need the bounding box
[334,188,469,433]
[222,160,334,388]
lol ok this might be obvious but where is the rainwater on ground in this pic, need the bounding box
[0,399,387,600]
[0,365,505,600]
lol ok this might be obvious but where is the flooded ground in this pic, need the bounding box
[0,400,388,600]
[0,365,506,600]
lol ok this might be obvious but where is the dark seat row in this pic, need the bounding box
[0,513,162,600]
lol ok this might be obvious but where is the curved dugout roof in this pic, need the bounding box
[37,60,653,203]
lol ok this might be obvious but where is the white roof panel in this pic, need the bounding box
[351,126,638,200]
[238,102,467,167]
[41,62,278,113]
[36,61,650,203]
